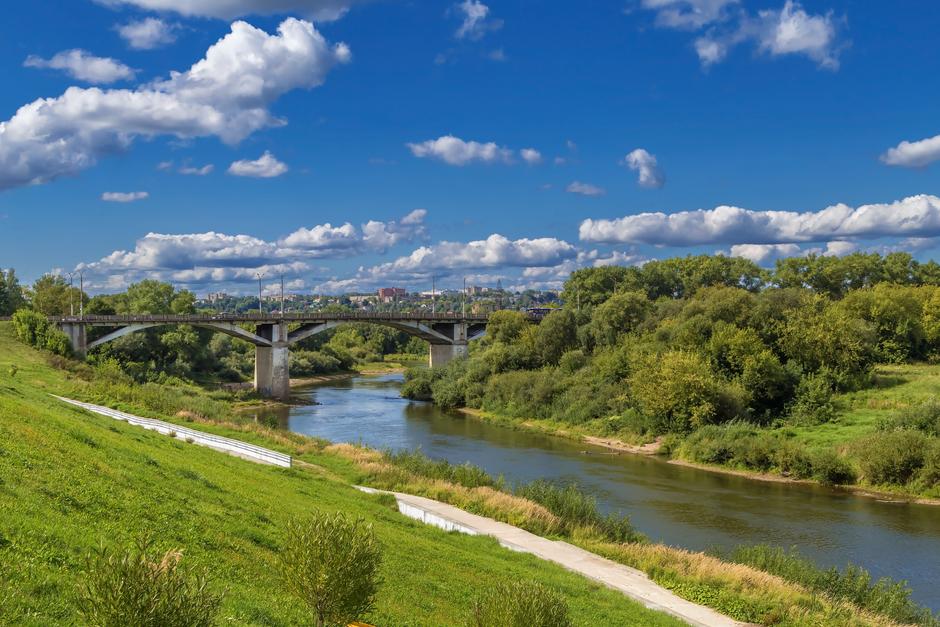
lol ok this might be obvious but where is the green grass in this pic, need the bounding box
[0,324,683,626]
[787,364,940,449]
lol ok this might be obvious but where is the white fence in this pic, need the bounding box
[53,396,292,468]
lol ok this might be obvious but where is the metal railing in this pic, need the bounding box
[51,312,495,324]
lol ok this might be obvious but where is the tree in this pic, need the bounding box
[468,580,572,627]
[590,291,651,347]
[30,274,83,315]
[534,309,578,365]
[561,266,641,308]
[0,269,25,315]
[485,310,529,344]
[279,512,382,627]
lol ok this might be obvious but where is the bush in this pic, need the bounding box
[852,430,929,486]
[279,512,383,627]
[881,398,940,437]
[11,309,72,357]
[810,448,857,486]
[916,440,940,494]
[719,545,938,626]
[400,367,437,401]
[789,372,837,425]
[76,539,222,627]
[514,480,643,543]
[468,580,572,627]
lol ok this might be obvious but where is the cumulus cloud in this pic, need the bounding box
[729,241,857,264]
[24,49,136,84]
[0,18,349,191]
[78,211,429,286]
[580,195,940,247]
[642,0,842,70]
[102,191,149,202]
[361,234,577,283]
[179,164,214,176]
[520,148,543,164]
[623,148,665,188]
[566,181,605,196]
[228,151,288,178]
[881,134,940,168]
[117,18,177,50]
[95,0,364,21]
[454,0,502,40]
[407,135,514,166]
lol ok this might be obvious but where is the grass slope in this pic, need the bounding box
[0,325,681,626]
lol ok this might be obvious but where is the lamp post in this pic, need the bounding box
[66,271,75,316]
[256,272,265,316]
[462,277,467,317]
[77,270,85,318]
[431,276,436,315]
[279,274,285,317]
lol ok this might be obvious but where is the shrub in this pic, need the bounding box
[916,440,940,493]
[719,544,938,626]
[514,480,643,543]
[810,448,857,486]
[852,430,929,486]
[789,372,837,425]
[11,309,72,357]
[400,367,437,400]
[75,539,222,627]
[279,512,383,627]
[467,580,572,627]
[881,398,940,437]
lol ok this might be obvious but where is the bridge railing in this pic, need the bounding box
[50,312,496,324]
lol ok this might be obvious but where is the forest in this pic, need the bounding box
[402,252,940,497]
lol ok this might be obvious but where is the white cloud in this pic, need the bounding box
[642,0,842,70]
[117,18,177,50]
[566,181,606,196]
[407,135,514,166]
[454,0,502,40]
[95,0,363,21]
[641,0,738,30]
[228,151,288,178]
[754,1,840,69]
[623,148,665,188]
[78,211,429,286]
[729,241,857,264]
[102,191,149,202]
[881,134,940,168]
[156,160,174,171]
[520,148,543,165]
[179,164,214,176]
[24,50,136,84]
[363,234,578,280]
[0,18,349,191]
[580,195,940,246]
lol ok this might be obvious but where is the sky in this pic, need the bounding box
[1,0,940,296]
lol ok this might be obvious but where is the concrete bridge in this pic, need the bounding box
[53,313,495,400]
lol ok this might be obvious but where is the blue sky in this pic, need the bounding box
[1,0,939,295]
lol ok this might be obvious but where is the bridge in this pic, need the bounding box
[51,313,495,400]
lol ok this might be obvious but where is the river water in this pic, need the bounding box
[267,373,940,611]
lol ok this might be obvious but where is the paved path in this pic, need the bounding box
[358,487,744,627]
[53,396,292,468]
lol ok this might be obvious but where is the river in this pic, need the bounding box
[263,372,940,611]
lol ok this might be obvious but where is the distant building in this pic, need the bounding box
[377,287,407,299]
[205,292,228,303]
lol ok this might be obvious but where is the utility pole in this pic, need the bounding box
[256,272,265,316]
[279,274,285,317]
[78,271,85,318]
[432,276,436,314]
[463,277,467,317]
[66,271,75,316]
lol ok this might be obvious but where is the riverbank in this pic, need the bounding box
[457,405,940,506]
[3,325,929,625]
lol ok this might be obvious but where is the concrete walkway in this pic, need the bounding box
[358,486,744,627]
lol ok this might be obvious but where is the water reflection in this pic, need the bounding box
[264,372,940,611]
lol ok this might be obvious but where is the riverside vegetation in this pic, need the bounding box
[2,324,937,625]
[402,252,940,500]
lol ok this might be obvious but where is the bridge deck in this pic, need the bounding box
[48,312,496,325]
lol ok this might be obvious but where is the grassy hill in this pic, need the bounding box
[0,323,682,625]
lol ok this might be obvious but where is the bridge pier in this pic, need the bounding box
[429,343,468,368]
[254,322,290,401]
[60,323,87,358]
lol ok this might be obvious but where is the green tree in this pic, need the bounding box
[279,512,383,627]
[534,309,578,365]
[30,274,83,315]
[590,291,651,347]
[0,269,26,315]
[779,295,878,376]
[485,310,529,344]
[561,266,640,308]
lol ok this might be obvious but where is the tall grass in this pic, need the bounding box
[383,449,503,490]
[716,545,939,626]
